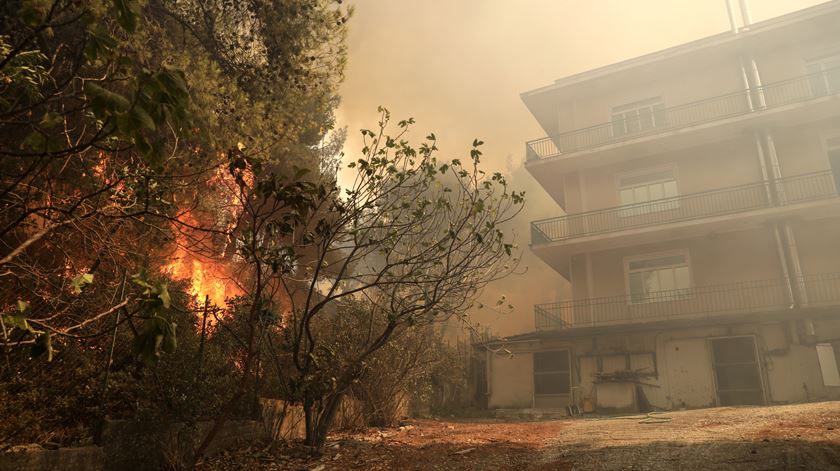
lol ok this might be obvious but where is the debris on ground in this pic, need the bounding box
[198,401,840,471]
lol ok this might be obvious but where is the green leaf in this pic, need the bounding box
[40,111,62,129]
[84,82,130,114]
[162,321,177,354]
[17,300,30,314]
[70,273,94,295]
[113,0,139,33]
[3,314,30,332]
[157,283,171,309]
[128,105,156,131]
[21,132,47,152]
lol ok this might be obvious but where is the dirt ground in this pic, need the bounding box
[200,401,840,471]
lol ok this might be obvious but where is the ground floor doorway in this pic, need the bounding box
[709,336,765,406]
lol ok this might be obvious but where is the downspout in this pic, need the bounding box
[761,130,809,306]
[725,0,739,33]
[738,0,754,28]
[740,58,755,112]
[735,0,807,308]
[750,58,767,110]
[754,133,795,307]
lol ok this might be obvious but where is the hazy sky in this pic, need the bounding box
[335,0,827,336]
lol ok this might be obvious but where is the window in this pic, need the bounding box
[611,97,667,137]
[807,54,840,96]
[533,350,571,395]
[626,252,691,304]
[618,167,679,216]
[816,343,840,387]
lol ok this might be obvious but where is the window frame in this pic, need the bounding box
[532,349,572,397]
[610,96,667,138]
[623,249,693,305]
[615,164,680,217]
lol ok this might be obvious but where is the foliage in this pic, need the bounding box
[0,0,348,451]
[239,108,525,448]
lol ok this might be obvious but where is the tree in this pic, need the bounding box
[256,108,524,449]
[0,0,348,451]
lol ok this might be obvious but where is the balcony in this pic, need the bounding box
[526,67,840,161]
[531,170,838,245]
[535,272,840,331]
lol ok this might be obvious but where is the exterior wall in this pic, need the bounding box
[752,32,840,85]
[774,118,840,176]
[576,136,761,214]
[558,55,742,135]
[487,349,534,409]
[578,228,782,301]
[794,218,840,276]
[487,318,840,411]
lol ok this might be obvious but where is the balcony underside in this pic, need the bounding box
[532,197,840,280]
[513,305,840,341]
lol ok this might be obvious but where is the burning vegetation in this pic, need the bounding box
[0,1,521,467]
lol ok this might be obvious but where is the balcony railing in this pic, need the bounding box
[535,272,840,331]
[531,170,838,244]
[526,67,840,161]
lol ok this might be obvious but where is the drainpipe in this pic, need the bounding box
[753,132,795,307]
[738,0,753,27]
[783,224,809,306]
[750,58,767,110]
[761,130,809,306]
[740,58,756,111]
[725,0,739,33]
[752,132,773,202]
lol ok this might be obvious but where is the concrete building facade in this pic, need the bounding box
[484,1,840,414]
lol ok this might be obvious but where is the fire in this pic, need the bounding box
[161,163,252,315]
[165,254,231,308]
[162,209,239,311]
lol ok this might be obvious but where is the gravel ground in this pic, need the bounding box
[199,401,840,471]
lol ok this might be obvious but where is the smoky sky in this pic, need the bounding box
[335,0,826,336]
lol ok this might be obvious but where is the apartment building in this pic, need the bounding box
[483,1,840,414]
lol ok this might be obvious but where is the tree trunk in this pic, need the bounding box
[308,391,344,451]
[303,400,318,448]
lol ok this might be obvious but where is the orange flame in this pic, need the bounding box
[161,164,253,315]
[164,253,231,308]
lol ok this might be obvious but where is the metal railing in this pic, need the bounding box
[535,272,840,331]
[526,68,840,161]
[531,170,838,244]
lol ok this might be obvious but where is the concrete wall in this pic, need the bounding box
[571,228,783,301]
[0,420,264,471]
[570,136,761,215]
[0,446,104,471]
[794,218,840,276]
[557,54,742,135]
[488,348,534,408]
[773,119,840,177]
[487,319,840,411]
[752,30,840,85]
